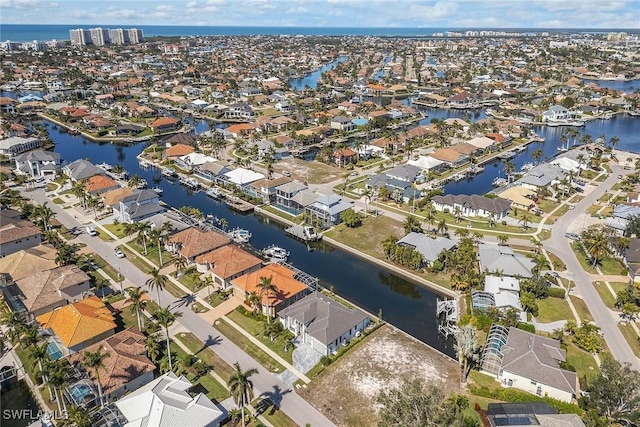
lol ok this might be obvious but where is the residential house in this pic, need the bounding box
[407,155,447,173]
[144,211,190,235]
[83,175,120,196]
[165,143,195,161]
[396,232,456,267]
[497,186,537,211]
[432,194,511,220]
[333,147,357,167]
[385,164,422,183]
[0,244,57,283]
[167,227,230,263]
[115,372,225,427]
[429,148,469,168]
[275,100,292,113]
[471,276,525,321]
[195,245,263,289]
[101,187,135,211]
[149,117,180,133]
[516,164,565,193]
[480,326,578,403]
[0,136,42,158]
[13,150,61,179]
[466,136,499,153]
[486,403,586,427]
[114,189,164,223]
[68,328,156,402]
[230,263,310,316]
[477,244,535,278]
[274,181,310,214]
[37,296,116,353]
[0,210,42,258]
[64,159,105,182]
[247,176,292,203]
[330,115,355,132]
[279,293,370,356]
[365,174,416,203]
[174,152,217,172]
[542,105,573,122]
[305,194,355,229]
[224,102,254,120]
[223,168,265,186]
[448,91,477,109]
[194,161,231,183]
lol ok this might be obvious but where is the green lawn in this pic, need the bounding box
[207,290,233,308]
[469,371,501,392]
[191,302,210,313]
[13,344,58,411]
[252,397,298,427]
[227,308,293,364]
[178,271,203,292]
[51,197,65,204]
[593,282,617,309]
[213,318,285,373]
[128,240,172,269]
[90,254,120,282]
[570,242,624,275]
[189,372,230,402]
[175,332,235,380]
[536,297,571,323]
[547,252,566,271]
[565,341,599,385]
[618,322,640,359]
[260,205,299,222]
[569,295,594,323]
[598,192,613,203]
[103,223,129,238]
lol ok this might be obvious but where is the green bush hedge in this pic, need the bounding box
[547,287,567,299]
[470,385,583,415]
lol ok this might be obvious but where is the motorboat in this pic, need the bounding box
[520,162,534,172]
[229,228,251,243]
[96,162,113,171]
[161,168,177,178]
[180,177,200,189]
[206,187,225,199]
[492,177,508,187]
[151,186,163,194]
[262,245,290,262]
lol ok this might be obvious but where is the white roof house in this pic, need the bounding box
[550,157,581,173]
[178,152,217,168]
[408,155,445,171]
[466,136,497,150]
[115,372,225,427]
[224,168,265,185]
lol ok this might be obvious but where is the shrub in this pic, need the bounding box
[237,305,247,315]
[320,356,332,366]
[516,322,536,333]
[547,287,567,299]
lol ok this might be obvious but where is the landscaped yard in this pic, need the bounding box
[594,282,617,309]
[546,251,566,271]
[207,290,233,308]
[570,242,626,275]
[569,295,594,323]
[618,322,640,359]
[325,214,404,259]
[189,372,229,402]
[564,341,599,385]
[213,318,285,373]
[103,223,129,238]
[227,308,293,364]
[536,297,571,323]
[175,332,235,380]
[252,397,298,427]
[51,197,65,204]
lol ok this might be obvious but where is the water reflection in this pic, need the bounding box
[379,271,422,299]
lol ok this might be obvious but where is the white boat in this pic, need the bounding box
[181,177,200,189]
[151,186,163,194]
[515,145,527,152]
[161,168,177,178]
[134,179,148,189]
[492,177,508,187]
[302,226,318,241]
[520,162,534,172]
[206,187,225,199]
[262,245,290,262]
[96,162,113,171]
[229,228,251,243]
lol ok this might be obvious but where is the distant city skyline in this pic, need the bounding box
[2,0,639,29]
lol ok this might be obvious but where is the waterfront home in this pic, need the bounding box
[429,148,469,168]
[466,136,499,153]
[385,164,422,183]
[0,136,42,158]
[230,263,310,316]
[223,168,264,186]
[167,227,230,263]
[305,194,355,229]
[115,372,225,427]
[83,174,120,196]
[68,328,155,402]
[114,189,164,223]
[396,233,456,267]
[0,244,57,283]
[174,152,217,172]
[516,164,565,193]
[101,187,135,210]
[279,293,370,356]
[274,181,311,214]
[165,143,195,161]
[497,186,536,211]
[64,159,106,182]
[194,161,231,183]
[432,194,511,220]
[13,149,61,179]
[471,276,525,321]
[0,97,16,113]
[542,105,573,122]
[478,244,534,278]
[366,174,416,203]
[480,326,578,403]
[247,176,292,203]
[452,142,483,158]
[624,238,640,282]
[144,211,191,235]
[0,209,42,258]
[330,115,355,132]
[223,102,254,120]
[333,147,357,167]
[407,155,447,173]
[149,117,180,133]
[195,245,263,289]
[37,296,116,353]
[447,91,477,109]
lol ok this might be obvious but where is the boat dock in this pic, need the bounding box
[225,197,254,213]
[285,224,322,242]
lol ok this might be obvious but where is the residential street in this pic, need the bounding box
[27,186,336,427]
[546,165,640,370]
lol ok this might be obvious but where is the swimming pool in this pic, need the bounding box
[69,383,93,403]
[46,342,62,360]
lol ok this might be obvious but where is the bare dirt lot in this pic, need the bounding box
[276,158,345,184]
[298,325,459,427]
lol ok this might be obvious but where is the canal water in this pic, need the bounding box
[44,121,456,357]
[582,79,640,92]
[0,379,40,427]
[289,57,349,91]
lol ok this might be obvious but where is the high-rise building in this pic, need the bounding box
[127,28,144,44]
[69,29,91,46]
[89,27,110,46]
[69,27,143,47]
[109,28,127,45]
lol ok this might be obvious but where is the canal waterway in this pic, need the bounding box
[582,78,640,92]
[44,121,456,357]
[289,57,349,91]
[0,379,39,427]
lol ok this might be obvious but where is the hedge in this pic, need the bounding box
[547,287,567,299]
[470,385,583,415]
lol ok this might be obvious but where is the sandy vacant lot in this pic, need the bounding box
[276,158,345,184]
[298,325,459,427]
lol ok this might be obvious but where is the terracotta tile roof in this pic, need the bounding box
[165,143,194,158]
[150,117,179,128]
[195,246,262,280]
[231,264,308,306]
[169,228,230,259]
[68,328,155,396]
[101,187,135,207]
[37,296,116,348]
[83,175,119,193]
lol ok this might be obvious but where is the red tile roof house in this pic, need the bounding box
[166,227,231,263]
[333,147,357,167]
[149,117,180,133]
[195,245,263,290]
[83,174,120,196]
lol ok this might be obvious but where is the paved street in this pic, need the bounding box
[28,187,335,427]
[546,165,640,370]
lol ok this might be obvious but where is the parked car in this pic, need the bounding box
[565,232,580,241]
[282,170,291,177]
[574,186,584,193]
[86,226,98,236]
[114,249,125,258]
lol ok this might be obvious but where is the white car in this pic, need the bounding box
[114,249,125,258]
[86,226,98,236]
[282,170,291,177]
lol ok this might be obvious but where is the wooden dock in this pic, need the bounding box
[285,224,322,242]
[225,197,254,213]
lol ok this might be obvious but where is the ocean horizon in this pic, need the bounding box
[2,24,638,42]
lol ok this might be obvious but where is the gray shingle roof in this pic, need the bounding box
[478,244,534,278]
[432,194,511,215]
[397,232,455,263]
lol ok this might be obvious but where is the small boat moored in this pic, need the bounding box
[229,228,251,243]
[262,245,290,262]
[151,186,163,194]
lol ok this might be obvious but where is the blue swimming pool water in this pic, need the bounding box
[69,383,92,403]
[45,342,62,361]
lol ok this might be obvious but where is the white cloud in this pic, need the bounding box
[2,0,57,8]
[286,6,309,14]
[155,5,173,12]
[104,8,137,19]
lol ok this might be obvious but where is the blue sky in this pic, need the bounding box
[1,0,638,28]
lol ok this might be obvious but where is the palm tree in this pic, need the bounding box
[455,325,480,383]
[122,221,139,239]
[45,359,70,415]
[531,149,543,165]
[436,218,448,236]
[29,342,52,396]
[125,287,148,330]
[145,334,161,363]
[422,204,436,231]
[173,256,187,278]
[145,267,167,302]
[504,161,515,183]
[247,292,261,314]
[227,362,259,427]
[263,321,284,342]
[586,231,610,267]
[82,347,111,407]
[35,202,55,232]
[497,234,509,246]
[71,181,88,210]
[136,221,152,255]
[59,405,91,427]
[1,310,26,342]
[153,221,173,267]
[257,275,279,321]
[155,307,182,372]
[519,214,532,230]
